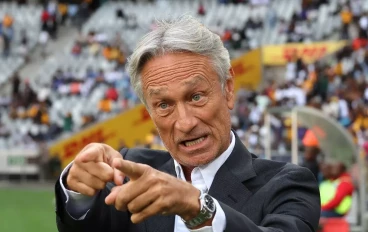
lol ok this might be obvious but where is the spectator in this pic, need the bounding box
[340,5,352,39]
[2,13,14,57]
[2,13,13,28]
[197,1,206,16]
[58,2,68,25]
[63,112,74,132]
[302,128,320,178]
[11,73,20,97]
[98,95,112,113]
[85,67,96,79]
[71,42,82,56]
[41,7,50,32]
[105,84,119,102]
[38,30,49,58]
[22,80,37,107]
[81,114,95,128]
[17,29,29,57]
[359,12,368,37]
[116,8,127,23]
[320,162,354,218]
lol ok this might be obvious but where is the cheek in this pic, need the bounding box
[152,116,174,140]
[204,101,230,126]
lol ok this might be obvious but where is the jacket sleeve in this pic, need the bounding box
[221,167,321,232]
[55,148,131,232]
[55,181,131,232]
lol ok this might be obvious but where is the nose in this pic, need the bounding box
[174,103,198,134]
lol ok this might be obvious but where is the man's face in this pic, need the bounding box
[141,52,235,167]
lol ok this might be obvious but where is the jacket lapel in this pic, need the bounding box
[144,158,176,232]
[209,134,257,211]
[144,133,257,231]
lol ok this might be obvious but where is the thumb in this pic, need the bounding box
[113,168,125,186]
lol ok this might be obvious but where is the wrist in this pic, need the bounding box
[182,192,216,229]
[180,186,201,221]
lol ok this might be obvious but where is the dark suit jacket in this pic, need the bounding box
[55,136,321,232]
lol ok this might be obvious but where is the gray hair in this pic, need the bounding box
[127,15,231,104]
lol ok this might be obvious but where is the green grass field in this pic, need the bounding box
[0,188,57,232]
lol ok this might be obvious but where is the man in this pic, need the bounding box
[320,161,354,218]
[55,16,320,232]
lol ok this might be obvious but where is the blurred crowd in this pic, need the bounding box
[1,0,368,170]
[207,0,332,51]
[0,0,99,59]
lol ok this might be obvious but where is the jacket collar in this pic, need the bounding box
[208,132,257,211]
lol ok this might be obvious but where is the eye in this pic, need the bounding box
[192,94,201,101]
[159,102,168,109]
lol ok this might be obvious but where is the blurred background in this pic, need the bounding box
[0,0,368,231]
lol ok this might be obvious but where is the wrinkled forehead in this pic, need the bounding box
[140,53,219,95]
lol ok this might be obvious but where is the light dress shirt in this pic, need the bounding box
[59,132,235,232]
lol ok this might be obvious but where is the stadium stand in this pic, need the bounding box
[2,0,351,148]
[0,2,42,85]
[0,0,366,152]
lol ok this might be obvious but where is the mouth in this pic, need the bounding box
[180,135,207,147]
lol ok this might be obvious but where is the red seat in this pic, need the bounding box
[320,218,349,232]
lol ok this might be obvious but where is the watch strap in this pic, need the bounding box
[182,193,216,229]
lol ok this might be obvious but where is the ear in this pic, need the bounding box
[225,68,235,110]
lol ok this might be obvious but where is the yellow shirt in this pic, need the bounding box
[341,11,352,24]
[99,99,112,112]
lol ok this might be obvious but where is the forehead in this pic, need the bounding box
[140,52,219,96]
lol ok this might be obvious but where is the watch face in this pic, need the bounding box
[204,195,215,211]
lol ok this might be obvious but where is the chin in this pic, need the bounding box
[180,152,217,167]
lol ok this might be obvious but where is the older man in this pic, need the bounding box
[55,16,320,232]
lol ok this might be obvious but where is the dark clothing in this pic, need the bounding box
[55,135,321,232]
[12,76,20,95]
[321,210,344,218]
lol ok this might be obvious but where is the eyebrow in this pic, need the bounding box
[183,76,205,86]
[148,87,166,97]
[148,76,206,97]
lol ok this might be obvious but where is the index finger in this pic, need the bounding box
[112,158,147,180]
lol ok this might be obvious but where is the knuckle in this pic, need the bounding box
[115,199,127,211]
[160,199,170,211]
[146,172,160,185]
[115,204,123,211]
[141,164,153,175]
[127,202,137,213]
[74,154,84,163]
[83,188,96,196]
[102,169,114,182]
[95,181,106,190]
[116,193,128,207]
[152,185,163,196]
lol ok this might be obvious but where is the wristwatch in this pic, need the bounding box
[182,193,216,229]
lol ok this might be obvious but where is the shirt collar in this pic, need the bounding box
[174,131,236,189]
